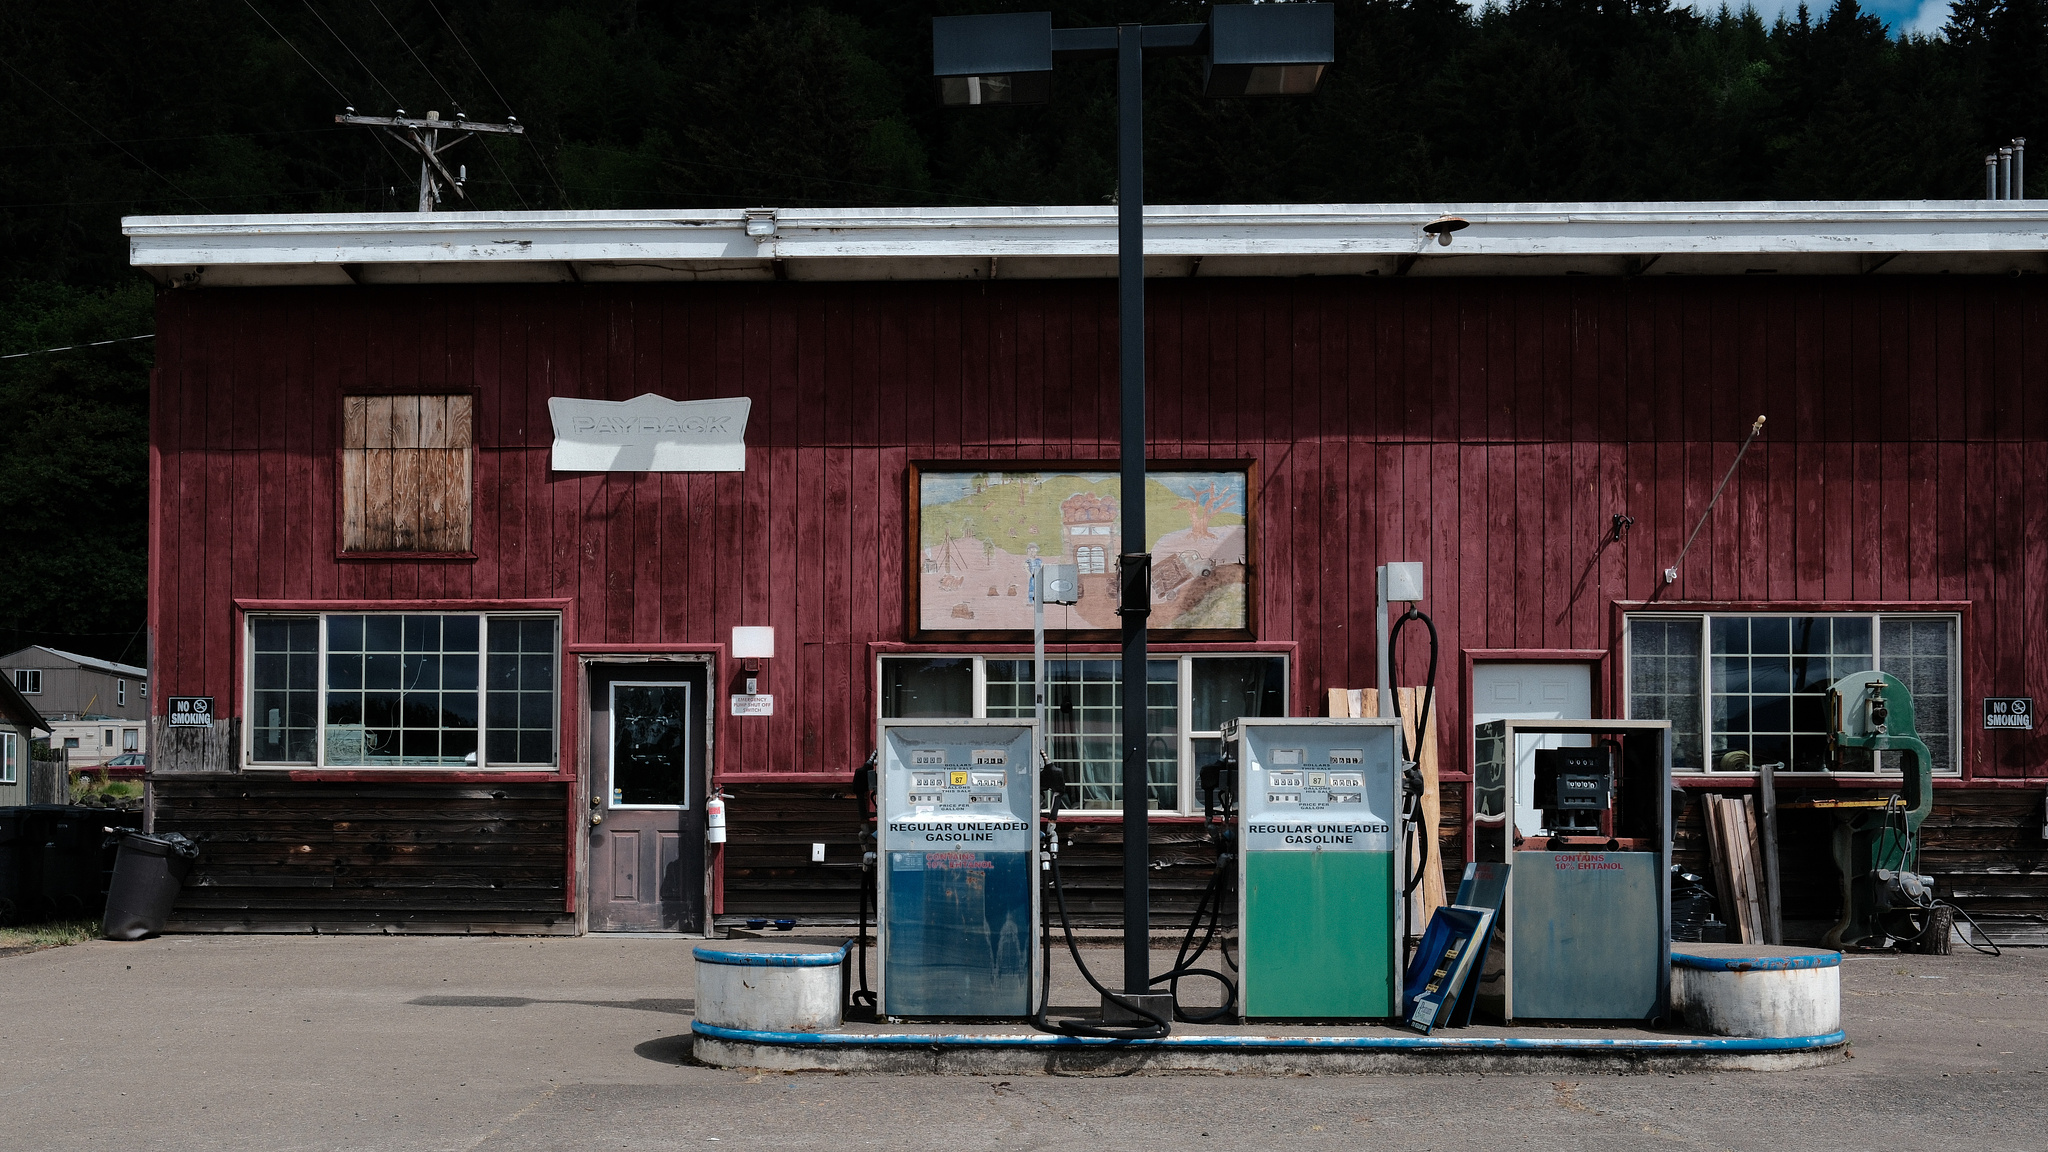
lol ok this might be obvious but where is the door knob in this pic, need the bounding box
[590,811,604,826]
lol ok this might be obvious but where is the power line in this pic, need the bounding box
[300,0,401,109]
[236,0,350,103]
[0,126,351,151]
[366,0,458,110]
[234,1,416,192]
[1,334,154,360]
[364,0,528,210]
[0,58,208,211]
[422,0,567,204]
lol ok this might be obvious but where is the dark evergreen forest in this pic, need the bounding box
[2,0,2043,660]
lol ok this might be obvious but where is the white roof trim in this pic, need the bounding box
[125,202,2048,286]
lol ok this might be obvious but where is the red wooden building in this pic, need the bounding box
[127,204,2048,940]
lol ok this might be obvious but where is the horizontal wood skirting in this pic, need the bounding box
[716,780,1470,927]
[154,778,570,933]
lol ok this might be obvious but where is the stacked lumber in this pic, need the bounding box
[1703,793,1767,944]
[1328,687,1446,929]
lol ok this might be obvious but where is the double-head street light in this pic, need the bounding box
[933,3,1334,1024]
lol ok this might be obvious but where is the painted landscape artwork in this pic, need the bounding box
[916,469,1249,634]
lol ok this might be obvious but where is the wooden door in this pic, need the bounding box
[586,662,709,932]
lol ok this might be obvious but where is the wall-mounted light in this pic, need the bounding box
[733,626,775,694]
[1423,215,1469,247]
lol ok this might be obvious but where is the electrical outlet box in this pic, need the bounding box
[1041,563,1080,605]
[811,842,826,863]
[1383,562,1425,603]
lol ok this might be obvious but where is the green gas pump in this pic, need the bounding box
[1822,670,1934,948]
[1230,717,1405,1021]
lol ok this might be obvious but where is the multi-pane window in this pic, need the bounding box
[118,680,126,706]
[324,614,480,766]
[1625,613,1959,775]
[14,669,40,694]
[486,618,561,765]
[986,658,1178,810]
[247,613,559,768]
[878,653,1288,814]
[251,617,320,762]
[1,732,16,784]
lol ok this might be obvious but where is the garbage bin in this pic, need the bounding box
[0,808,26,924]
[102,832,198,941]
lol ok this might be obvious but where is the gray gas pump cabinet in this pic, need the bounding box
[1470,719,1673,1023]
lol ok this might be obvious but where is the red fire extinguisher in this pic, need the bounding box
[706,792,729,844]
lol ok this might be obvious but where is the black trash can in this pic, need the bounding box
[0,808,26,924]
[102,832,198,941]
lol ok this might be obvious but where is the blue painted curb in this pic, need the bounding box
[691,1020,1847,1053]
[693,943,851,968]
[1672,950,1841,972]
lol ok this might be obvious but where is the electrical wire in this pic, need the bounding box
[420,0,567,204]
[1,334,154,360]
[1387,606,1439,898]
[236,0,349,103]
[1879,791,2001,956]
[366,0,458,110]
[300,0,401,109]
[0,58,208,211]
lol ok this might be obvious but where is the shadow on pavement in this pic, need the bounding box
[409,994,696,1015]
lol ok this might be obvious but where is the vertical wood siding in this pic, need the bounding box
[151,276,2048,782]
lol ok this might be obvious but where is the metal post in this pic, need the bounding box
[2015,138,2027,200]
[1999,147,2013,201]
[1030,558,1047,766]
[1988,154,2000,200]
[1114,21,1153,1001]
[1375,566,1392,721]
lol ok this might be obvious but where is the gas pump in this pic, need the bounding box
[1820,670,1934,948]
[1471,719,1672,1022]
[1230,716,1405,1020]
[875,719,1039,1020]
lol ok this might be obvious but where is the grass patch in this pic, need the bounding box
[0,920,100,953]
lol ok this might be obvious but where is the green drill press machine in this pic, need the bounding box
[1820,670,1934,948]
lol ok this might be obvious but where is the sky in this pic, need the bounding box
[1464,0,1954,36]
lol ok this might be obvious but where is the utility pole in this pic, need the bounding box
[335,108,524,212]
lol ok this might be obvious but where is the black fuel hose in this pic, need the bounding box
[849,753,878,1012]
[1029,829,1172,1039]
[1388,606,1439,899]
[1148,851,1238,1021]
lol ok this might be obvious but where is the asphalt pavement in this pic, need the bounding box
[0,932,2040,1151]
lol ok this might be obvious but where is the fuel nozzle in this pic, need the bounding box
[1040,764,1069,820]
[1198,755,1238,823]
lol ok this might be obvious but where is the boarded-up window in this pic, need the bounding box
[342,395,474,553]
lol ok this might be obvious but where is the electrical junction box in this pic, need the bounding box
[1471,720,1672,1023]
[1229,716,1404,1021]
[876,719,1039,1021]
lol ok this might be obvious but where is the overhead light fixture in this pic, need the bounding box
[932,11,1053,106]
[1202,4,1336,98]
[1423,214,1469,247]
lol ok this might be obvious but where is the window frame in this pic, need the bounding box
[14,669,40,695]
[1,731,15,784]
[874,650,1291,817]
[241,609,565,771]
[1622,609,1964,778]
[118,679,125,706]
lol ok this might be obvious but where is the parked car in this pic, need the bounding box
[99,753,148,780]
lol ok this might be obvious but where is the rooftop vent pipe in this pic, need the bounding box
[1985,137,2027,200]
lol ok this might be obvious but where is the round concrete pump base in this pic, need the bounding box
[689,1022,1847,1076]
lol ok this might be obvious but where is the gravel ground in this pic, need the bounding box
[0,933,2040,1151]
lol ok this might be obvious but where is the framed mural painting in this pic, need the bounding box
[907,463,1256,642]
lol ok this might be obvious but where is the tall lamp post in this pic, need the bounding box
[933,4,1334,1019]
